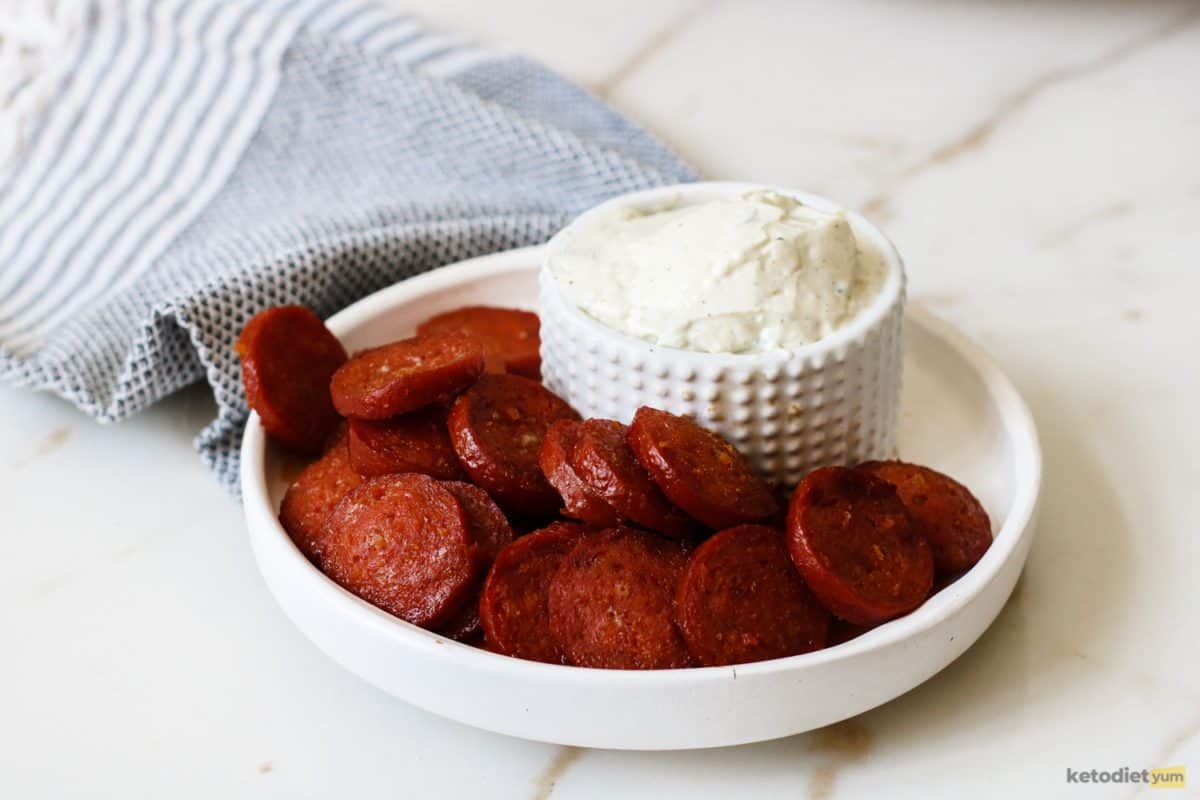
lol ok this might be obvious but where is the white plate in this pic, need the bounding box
[240,246,1041,751]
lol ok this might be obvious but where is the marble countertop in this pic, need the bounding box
[2,1,1198,797]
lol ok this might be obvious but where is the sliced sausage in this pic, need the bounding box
[479,521,590,663]
[548,527,692,669]
[278,431,361,565]
[539,420,621,527]
[675,525,830,666]
[438,597,483,644]
[428,482,514,644]
[330,330,485,420]
[787,466,934,626]
[857,460,992,575]
[628,406,780,529]
[236,306,347,454]
[828,618,876,646]
[570,419,701,539]
[932,571,964,595]
[447,374,580,516]
[417,306,541,379]
[320,474,481,628]
[440,480,515,560]
[347,407,467,480]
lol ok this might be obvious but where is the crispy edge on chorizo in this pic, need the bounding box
[440,480,515,562]
[237,305,347,454]
[857,460,992,575]
[278,432,361,566]
[447,374,580,516]
[786,466,933,626]
[329,330,485,419]
[540,419,621,527]
[628,406,779,529]
[548,527,692,669]
[432,481,516,643]
[479,521,590,663]
[320,474,477,628]
[570,419,701,539]
[675,524,830,666]
[417,306,541,379]
[347,408,467,480]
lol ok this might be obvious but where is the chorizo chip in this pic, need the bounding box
[857,460,992,575]
[787,467,933,626]
[237,306,347,454]
[548,527,692,669]
[278,432,360,565]
[479,521,590,663]
[330,331,485,419]
[417,306,541,379]
[448,374,580,516]
[628,406,779,529]
[675,524,829,666]
[321,474,480,628]
[540,420,621,527]
[347,407,467,480]
[571,419,701,539]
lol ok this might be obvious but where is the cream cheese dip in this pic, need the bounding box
[548,190,885,354]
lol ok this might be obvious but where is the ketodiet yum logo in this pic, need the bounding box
[1065,765,1186,789]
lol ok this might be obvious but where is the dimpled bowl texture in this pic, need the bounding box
[540,182,906,487]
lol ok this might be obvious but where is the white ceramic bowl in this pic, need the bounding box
[241,247,1041,750]
[540,182,906,486]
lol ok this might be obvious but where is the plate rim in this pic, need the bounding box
[240,245,1042,688]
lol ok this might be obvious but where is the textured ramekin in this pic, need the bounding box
[539,182,906,488]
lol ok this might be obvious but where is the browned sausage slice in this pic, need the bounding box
[828,618,876,646]
[330,331,485,419]
[447,374,580,516]
[548,527,692,669]
[540,420,621,527]
[430,481,514,644]
[857,460,992,575]
[479,521,590,663]
[675,525,830,666]
[441,480,515,560]
[628,407,780,529]
[787,466,933,626]
[278,431,361,565]
[438,598,483,644]
[320,474,479,628]
[347,407,467,480]
[570,419,701,539]
[417,306,541,379]
[237,306,347,454]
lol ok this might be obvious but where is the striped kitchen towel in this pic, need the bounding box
[0,0,695,490]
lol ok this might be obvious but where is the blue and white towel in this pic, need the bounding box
[0,0,695,489]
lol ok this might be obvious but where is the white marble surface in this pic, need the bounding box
[2,1,1199,797]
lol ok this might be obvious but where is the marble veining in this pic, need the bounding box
[593,0,720,99]
[11,424,71,469]
[532,747,584,800]
[860,6,1200,220]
